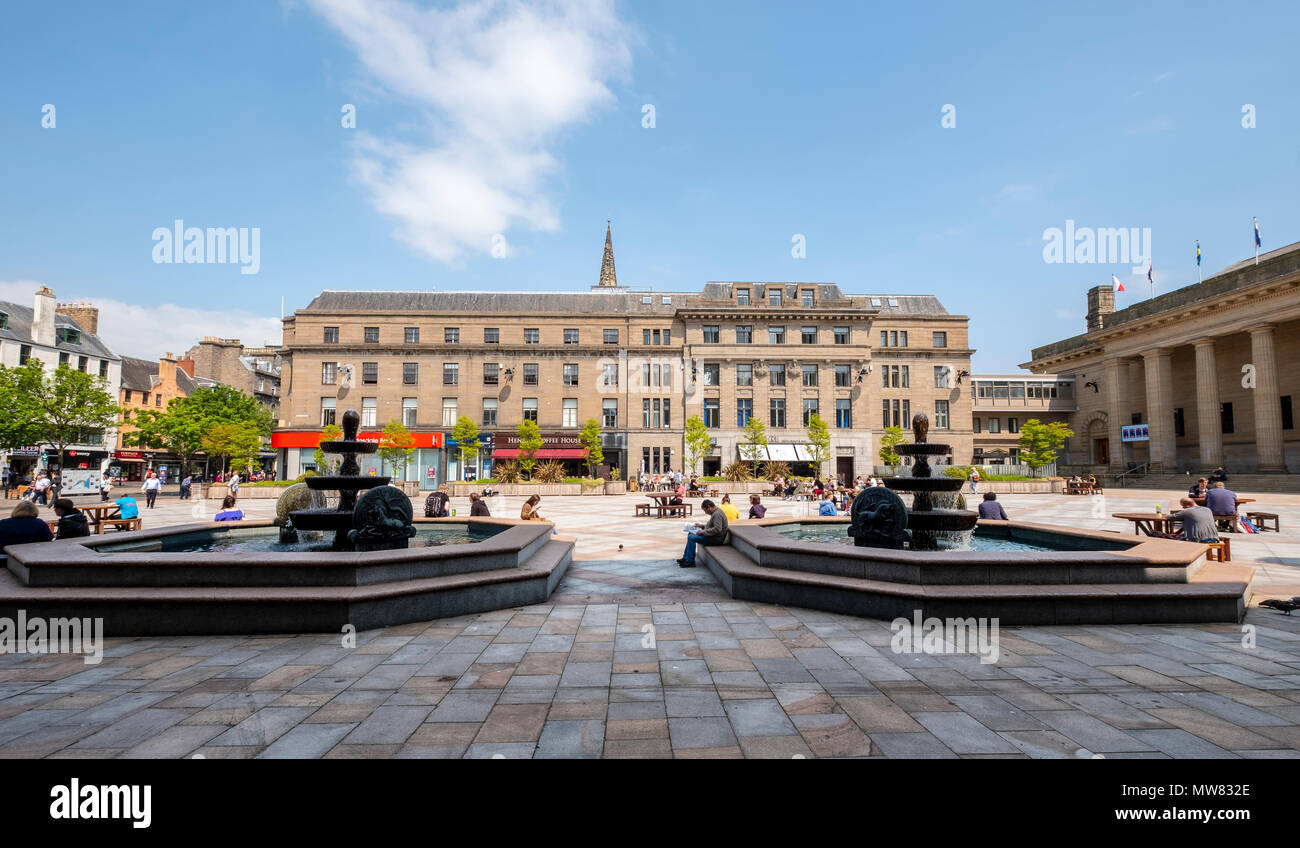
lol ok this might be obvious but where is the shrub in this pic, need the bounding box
[533,460,566,483]
[495,460,522,484]
[761,460,792,481]
[722,461,751,482]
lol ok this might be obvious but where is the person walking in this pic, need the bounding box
[99,475,112,502]
[1,468,12,500]
[228,472,240,504]
[180,474,193,500]
[141,471,161,509]
[968,467,980,495]
[677,499,729,568]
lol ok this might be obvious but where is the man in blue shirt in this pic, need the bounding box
[1204,482,1237,516]
[114,495,139,519]
[818,494,838,516]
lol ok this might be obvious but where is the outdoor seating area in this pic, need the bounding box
[1064,476,1101,495]
[635,495,693,518]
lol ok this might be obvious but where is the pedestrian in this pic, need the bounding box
[977,492,1008,520]
[228,472,240,504]
[99,475,112,502]
[677,499,729,568]
[141,471,161,509]
[969,467,980,495]
[469,491,490,517]
[52,498,90,539]
[180,474,192,500]
[1,468,12,500]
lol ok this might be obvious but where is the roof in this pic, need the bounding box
[119,356,159,391]
[0,301,119,361]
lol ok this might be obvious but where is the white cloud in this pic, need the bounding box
[307,0,635,263]
[0,280,282,360]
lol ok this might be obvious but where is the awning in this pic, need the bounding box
[492,448,589,460]
[766,445,801,462]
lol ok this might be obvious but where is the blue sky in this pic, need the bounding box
[1,0,1296,369]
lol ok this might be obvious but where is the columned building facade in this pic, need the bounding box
[1023,242,1300,473]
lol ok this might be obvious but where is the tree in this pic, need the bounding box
[579,418,604,478]
[125,384,272,480]
[739,417,768,477]
[0,360,44,450]
[8,361,119,477]
[450,415,480,479]
[201,421,264,478]
[806,413,832,476]
[1017,418,1074,476]
[879,425,906,471]
[313,424,343,473]
[378,419,417,481]
[516,419,543,478]
[683,415,712,474]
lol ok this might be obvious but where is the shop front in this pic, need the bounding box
[271,430,446,486]
[446,434,492,482]
[493,432,590,476]
[2,446,42,480]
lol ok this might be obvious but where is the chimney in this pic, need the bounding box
[159,351,177,385]
[32,286,57,347]
[56,301,99,335]
[176,358,196,378]
[1086,284,1115,332]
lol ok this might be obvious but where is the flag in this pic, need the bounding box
[1147,263,1153,283]
[1196,240,1201,266]
[1111,273,1125,293]
[1255,217,1261,247]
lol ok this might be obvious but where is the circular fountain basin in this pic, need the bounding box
[285,507,356,533]
[773,522,1053,552]
[906,509,979,532]
[882,477,965,491]
[304,476,391,491]
[97,523,503,554]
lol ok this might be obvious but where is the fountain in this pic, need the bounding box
[850,412,977,550]
[288,408,400,551]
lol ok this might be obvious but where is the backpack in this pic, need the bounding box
[425,491,450,518]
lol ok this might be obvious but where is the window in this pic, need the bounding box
[603,399,618,428]
[18,345,31,365]
[834,327,849,345]
[801,326,817,344]
[442,398,458,427]
[769,364,786,386]
[703,325,719,344]
[663,329,671,345]
[836,398,851,428]
[142,392,150,405]
[703,363,720,386]
[881,330,889,347]
[704,398,720,428]
[404,327,420,344]
[524,328,539,344]
[768,288,782,306]
[802,398,819,426]
[802,365,818,386]
[523,363,538,386]
[801,290,814,307]
[0,312,6,329]
[934,366,949,389]
[402,398,417,427]
[99,360,108,379]
[835,365,851,387]
[563,329,579,345]
[973,417,981,434]
[155,394,161,407]
[602,362,618,388]
[889,298,899,307]
[871,297,882,307]
[603,329,619,345]
[643,329,652,345]
[523,398,538,422]
[900,331,908,347]
[562,398,577,427]
[482,399,498,427]
[484,328,499,344]
[443,363,459,385]
[988,418,1001,434]
[59,352,69,366]
[736,325,753,344]
[321,398,336,426]
[77,356,88,372]
[737,364,753,387]
[362,362,378,384]
[642,399,652,429]
[362,398,377,427]
[770,397,786,428]
[642,295,652,304]
[901,366,910,388]
[737,289,750,305]
[483,363,499,386]
[57,328,81,345]
[364,327,379,343]
[563,364,579,387]
[1173,408,1184,438]
[662,296,672,305]
[769,327,786,345]
[324,326,339,343]
[1221,402,1234,434]
[445,327,459,344]
[938,401,951,430]
[933,332,947,348]
[882,400,890,428]
[124,390,132,403]
[322,362,337,385]
[737,398,753,428]
[653,330,661,345]
[1283,396,1294,430]
[1131,413,1142,425]
[403,363,418,385]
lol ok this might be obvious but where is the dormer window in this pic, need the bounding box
[0,312,8,329]
[56,327,81,345]
[870,297,882,307]
[769,289,782,306]
[736,288,750,305]
[801,289,815,307]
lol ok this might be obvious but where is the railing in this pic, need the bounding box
[1114,463,1149,487]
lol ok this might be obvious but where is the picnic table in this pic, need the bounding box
[1065,480,1094,495]
[638,493,694,519]
[1190,497,1254,533]
[1112,512,1183,536]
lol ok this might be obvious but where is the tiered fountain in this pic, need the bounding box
[288,409,392,551]
[850,412,978,550]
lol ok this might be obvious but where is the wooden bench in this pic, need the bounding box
[1246,512,1280,532]
[98,517,142,534]
[1205,539,1232,562]
[657,503,692,518]
[1213,513,1240,533]
[635,503,653,517]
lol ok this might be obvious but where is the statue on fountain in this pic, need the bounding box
[847,486,911,549]
[348,486,417,551]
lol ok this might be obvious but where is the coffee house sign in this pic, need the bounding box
[500,433,584,449]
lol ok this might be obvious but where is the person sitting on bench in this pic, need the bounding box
[52,499,90,539]
[424,488,450,517]
[0,501,53,547]
[677,499,729,568]
[214,495,244,522]
[1176,497,1219,543]
[114,494,140,520]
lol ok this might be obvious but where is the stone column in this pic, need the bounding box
[1142,348,1176,471]
[1249,324,1286,471]
[1192,338,1224,469]
[1106,357,1129,470]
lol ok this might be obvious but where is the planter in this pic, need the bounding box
[448,482,583,497]
[604,481,627,495]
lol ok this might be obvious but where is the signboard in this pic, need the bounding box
[116,450,145,460]
[271,431,444,449]
[59,469,102,494]
[499,432,584,449]
[1121,424,1150,442]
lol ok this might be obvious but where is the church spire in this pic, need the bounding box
[598,220,618,287]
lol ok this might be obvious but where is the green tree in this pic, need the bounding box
[516,419,543,478]
[806,413,832,476]
[201,421,264,478]
[378,419,417,480]
[1017,418,1074,476]
[683,415,712,474]
[7,361,120,477]
[125,384,272,480]
[879,425,905,471]
[450,415,480,479]
[579,418,605,478]
[0,360,44,450]
[739,417,768,477]
[313,424,344,473]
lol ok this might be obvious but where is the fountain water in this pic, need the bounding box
[288,409,393,551]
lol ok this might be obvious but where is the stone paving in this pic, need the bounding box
[2,486,1300,758]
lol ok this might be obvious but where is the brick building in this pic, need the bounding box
[273,227,974,487]
[114,353,199,481]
